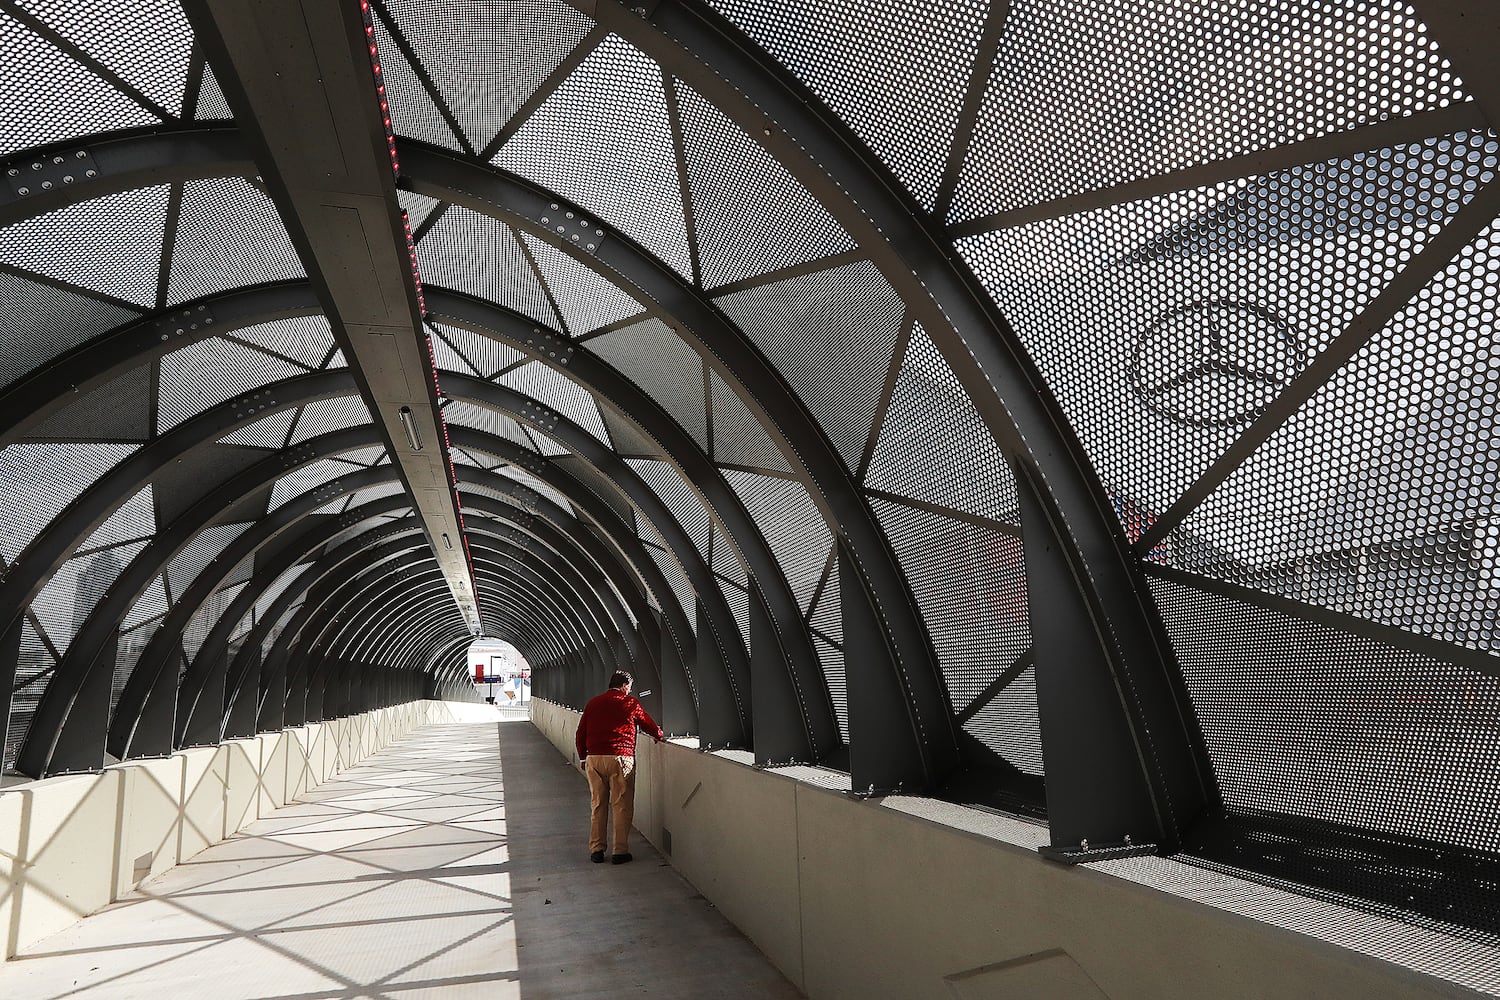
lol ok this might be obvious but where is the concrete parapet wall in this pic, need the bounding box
[0,699,485,960]
[529,699,1485,1000]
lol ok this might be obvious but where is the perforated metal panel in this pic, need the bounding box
[30,539,145,659]
[1179,214,1500,654]
[369,7,465,152]
[865,322,1017,524]
[0,271,140,388]
[158,338,305,431]
[416,207,561,327]
[520,232,643,336]
[166,177,304,304]
[1153,573,1500,850]
[0,186,169,305]
[498,360,610,444]
[431,323,525,379]
[381,0,593,153]
[5,618,54,771]
[287,396,374,445]
[723,469,830,613]
[708,370,790,473]
[870,496,1036,772]
[442,400,537,452]
[588,318,708,450]
[0,10,159,157]
[716,260,903,470]
[959,130,1499,537]
[228,315,338,371]
[673,80,853,287]
[19,0,195,116]
[495,34,693,279]
[164,522,252,603]
[0,442,138,561]
[217,409,296,450]
[627,459,711,565]
[711,0,989,209]
[950,1,1467,221]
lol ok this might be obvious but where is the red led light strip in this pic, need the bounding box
[359,0,479,628]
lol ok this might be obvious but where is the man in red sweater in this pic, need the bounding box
[575,670,664,864]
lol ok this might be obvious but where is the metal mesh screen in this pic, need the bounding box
[416,207,561,327]
[673,79,853,288]
[950,1,1467,220]
[497,361,610,444]
[588,318,708,451]
[382,0,593,153]
[0,185,170,305]
[287,396,374,445]
[708,370,790,473]
[1179,214,1500,655]
[494,34,693,279]
[228,316,338,371]
[957,130,1498,533]
[431,323,525,379]
[0,442,138,562]
[158,338,304,431]
[865,322,1018,524]
[870,496,1037,772]
[0,271,140,388]
[722,469,830,613]
[709,0,988,209]
[24,362,152,442]
[716,260,902,470]
[20,0,194,117]
[167,177,304,304]
[626,458,711,564]
[519,232,643,336]
[1152,572,1500,851]
[0,10,159,157]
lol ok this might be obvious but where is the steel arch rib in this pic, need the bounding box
[101,467,404,760]
[560,0,1218,844]
[404,157,946,779]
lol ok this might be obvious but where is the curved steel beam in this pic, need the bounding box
[442,376,763,744]
[103,462,401,759]
[0,126,252,229]
[194,518,429,745]
[570,0,1216,847]
[405,159,931,774]
[451,432,719,738]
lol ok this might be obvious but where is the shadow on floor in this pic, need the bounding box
[0,719,800,999]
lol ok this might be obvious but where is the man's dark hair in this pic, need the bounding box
[608,670,633,690]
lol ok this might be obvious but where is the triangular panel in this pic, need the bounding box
[709,370,791,473]
[417,209,560,327]
[676,82,852,288]
[158,338,304,431]
[498,361,610,445]
[495,35,692,279]
[0,11,159,156]
[0,186,169,305]
[716,261,903,470]
[587,318,707,450]
[723,469,831,612]
[866,322,1018,523]
[168,177,304,305]
[0,442,138,561]
[520,232,643,335]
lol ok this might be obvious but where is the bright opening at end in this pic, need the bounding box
[469,639,531,706]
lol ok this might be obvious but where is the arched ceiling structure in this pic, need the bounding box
[2,0,1498,948]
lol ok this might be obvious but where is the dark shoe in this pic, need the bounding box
[611,852,633,865]
[590,851,605,863]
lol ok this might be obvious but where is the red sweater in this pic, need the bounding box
[576,688,664,758]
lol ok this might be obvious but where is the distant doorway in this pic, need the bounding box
[469,640,532,705]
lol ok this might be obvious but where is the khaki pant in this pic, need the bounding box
[585,754,636,854]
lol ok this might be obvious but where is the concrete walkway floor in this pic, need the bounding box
[0,717,802,999]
